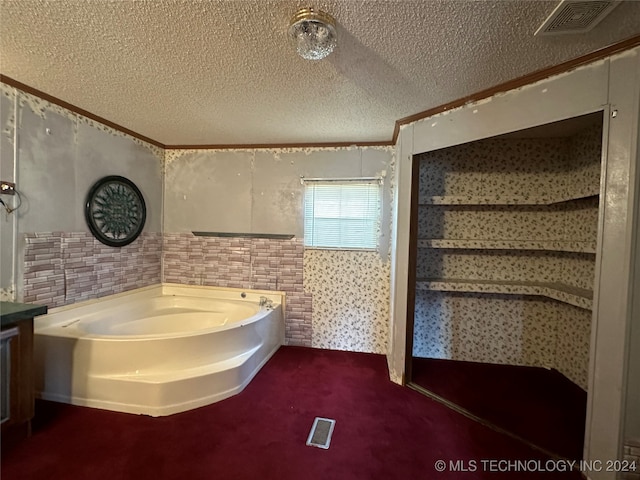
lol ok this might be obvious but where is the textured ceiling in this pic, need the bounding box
[1,0,640,146]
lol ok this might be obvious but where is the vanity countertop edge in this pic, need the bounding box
[0,301,48,327]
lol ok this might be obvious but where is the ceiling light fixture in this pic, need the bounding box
[288,8,337,60]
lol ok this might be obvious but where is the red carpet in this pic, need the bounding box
[411,357,587,461]
[2,347,584,479]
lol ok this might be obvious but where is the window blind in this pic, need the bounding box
[303,180,380,249]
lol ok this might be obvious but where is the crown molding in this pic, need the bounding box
[391,33,640,144]
[0,74,165,149]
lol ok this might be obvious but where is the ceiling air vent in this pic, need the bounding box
[534,0,620,36]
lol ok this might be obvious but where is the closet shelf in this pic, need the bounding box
[419,190,598,206]
[416,278,593,310]
[417,239,596,254]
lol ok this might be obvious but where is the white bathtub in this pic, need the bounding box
[34,283,285,416]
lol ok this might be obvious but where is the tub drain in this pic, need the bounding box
[306,417,335,449]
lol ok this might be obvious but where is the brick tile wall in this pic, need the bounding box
[23,232,311,346]
[23,232,161,308]
[23,233,65,307]
[162,233,199,285]
[622,439,640,480]
[162,234,312,346]
[250,238,280,291]
[201,237,252,289]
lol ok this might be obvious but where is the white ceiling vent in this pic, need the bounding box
[535,1,620,36]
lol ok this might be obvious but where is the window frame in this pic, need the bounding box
[302,177,383,252]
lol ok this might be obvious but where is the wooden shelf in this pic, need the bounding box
[419,190,599,206]
[416,278,593,310]
[417,239,596,254]
[192,231,295,240]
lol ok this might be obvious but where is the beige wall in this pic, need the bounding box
[163,147,393,258]
[0,83,164,302]
[163,146,395,353]
[624,77,640,444]
[1,80,396,353]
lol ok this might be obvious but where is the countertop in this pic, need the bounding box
[1,301,48,328]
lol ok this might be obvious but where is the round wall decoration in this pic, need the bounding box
[85,175,146,247]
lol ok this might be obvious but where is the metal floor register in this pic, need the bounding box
[306,417,336,449]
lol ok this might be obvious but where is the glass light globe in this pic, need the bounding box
[289,9,337,61]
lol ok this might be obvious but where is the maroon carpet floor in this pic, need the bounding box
[411,357,587,461]
[2,347,584,480]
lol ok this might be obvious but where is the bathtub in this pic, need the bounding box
[34,283,285,416]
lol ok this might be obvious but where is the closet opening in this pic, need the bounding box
[405,111,605,461]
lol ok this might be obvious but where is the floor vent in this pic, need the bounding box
[306,417,336,449]
[534,1,620,36]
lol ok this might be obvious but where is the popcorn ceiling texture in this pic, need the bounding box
[413,121,601,389]
[2,1,640,145]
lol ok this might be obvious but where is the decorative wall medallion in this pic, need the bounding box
[85,176,146,247]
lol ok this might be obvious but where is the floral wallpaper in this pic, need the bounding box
[413,291,591,389]
[554,302,592,389]
[413,292,557,366]
[417,249,595,293]
[418,201,598,242]
[418,131,601,201]
[413,122,601,390]
[304,249,390,354]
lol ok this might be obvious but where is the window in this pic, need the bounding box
[303,179,381,250]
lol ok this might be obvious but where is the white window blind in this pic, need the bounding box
[303,180,381,249]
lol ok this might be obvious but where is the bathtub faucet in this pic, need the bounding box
[259,296,274,309]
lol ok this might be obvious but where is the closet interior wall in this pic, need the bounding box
[412,114,603,390]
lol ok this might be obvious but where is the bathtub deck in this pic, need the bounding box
[77,344,278,416]
[102,346,260,382]
[34,284,286,416]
